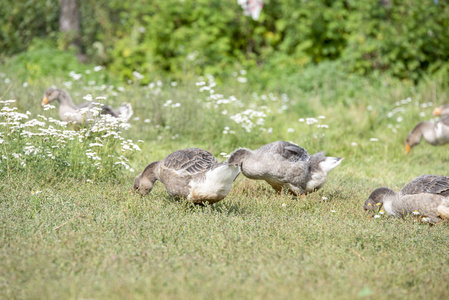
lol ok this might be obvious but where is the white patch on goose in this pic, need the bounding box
[305,158,343,192]
[319,157,343,174]
[188,165,240,201]
[305,172,325,192]
[437,204,449,220]
[435,122,449,144]
[382,200,396,216]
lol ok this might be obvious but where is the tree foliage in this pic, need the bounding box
[1,0,448,82]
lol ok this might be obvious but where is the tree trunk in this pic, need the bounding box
[59,0,85,62]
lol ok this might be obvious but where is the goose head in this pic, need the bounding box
[433,105,449,117]
[133,161,160,196]
[364,187,396,212]
[433,107,442,116]
[226,148,252,167]
[133,174,155,196]
[42,88,61,106]
[405,123,425,154]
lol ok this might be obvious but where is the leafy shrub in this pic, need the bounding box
[0,0,58,55]
[2,0,449,83]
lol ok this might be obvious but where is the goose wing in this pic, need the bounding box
[258,141,310,162]
[75,102,90,109]
[162,148,218,175]
[400,175,449,197]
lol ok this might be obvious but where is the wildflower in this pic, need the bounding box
[374,215,380,219]
[43,104,56,111]
[94,66,103,72]
[230,109,267,132]
[133,71,144,80]
[287,128,295,133]
[322,196,328,200]
[412,210,420,215]
[318,116,326,119]
[306,118,318,125]
[187,51,198,61]
[89,143,103,147]
[370,138,379,142]
[69,71,82,81]
[63,81,72,88]
[330,210,336,213]
[351,142,358,146]
[237,77,247,83]
[282,203,286,207]
[83,94,93,101]
[379,210,385,215]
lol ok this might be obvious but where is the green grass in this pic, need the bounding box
[1,63,449,299]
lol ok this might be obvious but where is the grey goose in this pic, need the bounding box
[364,175,449,224]
[134,148,240,204]
[227,141,342,196]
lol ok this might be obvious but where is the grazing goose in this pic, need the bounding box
[364,175,449,224]
[432,104,449,117]
[405,116,449,154]
[42,88,133,123]
[227,141,343,196]
[134,148,240,204]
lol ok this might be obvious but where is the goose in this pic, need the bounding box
[432,104,449,117]
[134,148,240,204]
[363,175,449,224]
[42,88,133,124]
[405,116,449,154]
[226,141,343,196]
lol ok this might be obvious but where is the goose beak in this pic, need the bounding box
[432,107,441,116]
[41,97,49,106]
[405,143,411,155]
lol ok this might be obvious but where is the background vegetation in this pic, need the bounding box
[1,0,449,299]
[1,0,449,83]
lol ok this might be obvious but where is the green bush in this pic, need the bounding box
[1,0,448,83]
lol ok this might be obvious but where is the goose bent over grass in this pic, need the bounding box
[134,148,240,204]
[227,141,343,196]
[364,175,449,224]
[405,116,449,154]
[42,88,133,124]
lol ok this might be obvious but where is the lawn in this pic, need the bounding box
[1,64,448,299]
